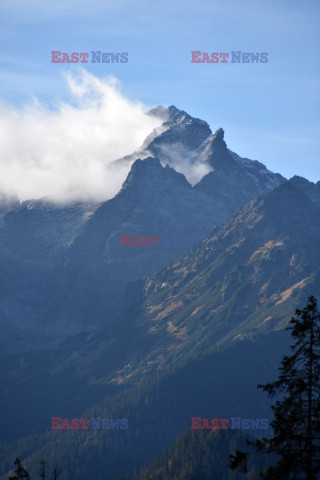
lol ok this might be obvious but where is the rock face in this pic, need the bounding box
[193,129,285,215]
[125,181,320,366]
[1,180,319,479]
[115,105,286,219]
[0,105,313,354]
[289,175,320,205]
[0,155,227,352]
[1,105,320,479]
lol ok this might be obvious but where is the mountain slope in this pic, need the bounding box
[122,428,257,480]
[0,156,227,353]
[289,175,320,206]
[115,105,286,217]
[0,106,288,353]
[0,332,287,480]
[109,182,320,381]
[1,104,319,479]
[1,182,319,479]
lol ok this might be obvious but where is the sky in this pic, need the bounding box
[0,0,319,200]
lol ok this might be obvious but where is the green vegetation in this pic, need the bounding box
[121,429,253,480]
[8,458,61,480]
[230,296,320,479]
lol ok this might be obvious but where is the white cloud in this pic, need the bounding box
[0,70,162,203]
[155,143,212,186]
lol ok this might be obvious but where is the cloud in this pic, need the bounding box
[154,143,212,186]
[0,70,162,203]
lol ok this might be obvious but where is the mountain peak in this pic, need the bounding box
[250,181,319,231]
[167,104,181,115]
[147,105,188,123]
[288,175,320,206]
[147,105,170,121]
[143,107,212,158]
[264,179,309,203]
[116,105,285,203]
[213,127,225,139]
[120,156,190,193]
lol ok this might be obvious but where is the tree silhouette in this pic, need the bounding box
[51,467,63,480]
[8,459,30,480]
[7,459,62,480]
[39,460,48,480]
[230,295,320,479]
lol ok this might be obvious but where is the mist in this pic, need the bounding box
[0,70,162,204]
[155,143,212,186]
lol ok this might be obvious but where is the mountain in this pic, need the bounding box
[113,182,320,379]
[0,156,230,353]
[115,105,286,220]
[122,428,256,480]
[193,130,285,216]
[0,106,289,354]
[0,331,287,479]
[1,181,319,479]
[289,175,320,206]
[0,199,97,353]
[1,104,319,480]
[115,105,212,170]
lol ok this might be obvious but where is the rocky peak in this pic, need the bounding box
[119,157,191,194]
[289,175,320,206]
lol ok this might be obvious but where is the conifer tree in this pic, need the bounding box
[7,458,62,480]
[8,458,30,480]
[39,460,48,480]
[50,467,63,480]
[230,295,320,479]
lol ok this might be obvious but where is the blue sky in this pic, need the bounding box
[1,0,319,183]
